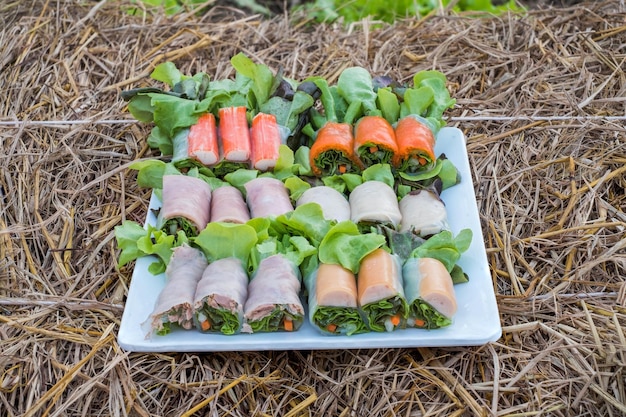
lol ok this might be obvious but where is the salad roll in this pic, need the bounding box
[210,185,250,224]
[353,115,398,167]
[357,249,408,332]
[144,245,208,336]
[250,113,281,171]
[213,106,252,176]
[305,263,368,336]
[244,177,294,219]
[193,257,248,335]
[242,254,304,333]
[158,174,212,237]
[399,189,449,237]
[392,115,436,173]
[296,186,350,223]
[310,122,364,176]
[402,257,457,329]
[349,180,402,229]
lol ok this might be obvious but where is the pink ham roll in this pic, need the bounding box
[143,245,208,336]
[160,174,212,235]
[242,254,304,333]
[209,185,250,224]
[244,177,293,219]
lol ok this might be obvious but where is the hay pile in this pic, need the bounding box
[1,0,625,415]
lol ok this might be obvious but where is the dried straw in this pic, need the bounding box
[1,0,625,415]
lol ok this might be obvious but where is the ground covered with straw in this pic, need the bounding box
[1,1,625,415]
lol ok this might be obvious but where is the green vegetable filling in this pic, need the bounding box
[361,295,408,332]
[409,300,452,329]
[313,306,368,336]
[357,144,394,166]
[248,307,302,333]
[314,150,359,175]
[161,217,199,238]
[195,305,240,335]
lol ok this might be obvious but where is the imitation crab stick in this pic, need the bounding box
[250,112,281,171]
[305,263,368,336]
[392,115,437,173]
[218,106,251,162]
[188,113,219,166]
[353,115,398,167]
[357,249,408,332]
[402,257,457,329]
[309,122,364,176]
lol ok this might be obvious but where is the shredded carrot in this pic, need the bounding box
[369,146,378,154]
[414,319,426,327]
[417,157,427,166]
[200,320,211,331]
[326,323,337,333]
[283,317,293,332]
[338,165,347,174]
[390,314,401,327]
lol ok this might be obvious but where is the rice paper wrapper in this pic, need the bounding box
[304,264,368,336]
[242,254,304,333]
[402,257,456,329]
[193,257,248,335]
[142,245,208,337]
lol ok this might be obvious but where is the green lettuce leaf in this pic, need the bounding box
[318,221,386,274]
[361,295,408,332]
[193,222,258,265]
[408,229,473,272]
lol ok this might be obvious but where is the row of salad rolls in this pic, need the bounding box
[307,250,457,335]
[144,245,304,336]
[309,114,436,177]
[158,172,449,241]
[144,241,458,337]
[122,56,455,184]
[172,108,287,176]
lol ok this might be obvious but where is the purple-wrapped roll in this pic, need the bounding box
[193,257,249,335]
[159,174,212,236]
[209,185,250,224]
[296,186,350,223]
[244,177,293,219]
[144,245,208,336]
[241,254,304,333]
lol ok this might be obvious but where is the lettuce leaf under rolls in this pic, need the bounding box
[242,254,304,333]
[143,245,208,336]
[305,263,368,336]
[193,257,248,335]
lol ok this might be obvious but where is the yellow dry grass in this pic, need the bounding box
[1,0,625,415]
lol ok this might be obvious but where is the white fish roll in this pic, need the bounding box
[399,189,449,236]
[244,177,293,219]
[296,186,350,223]
[349,180,401,228]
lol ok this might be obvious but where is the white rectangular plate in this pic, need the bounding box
[118,127,501,352]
